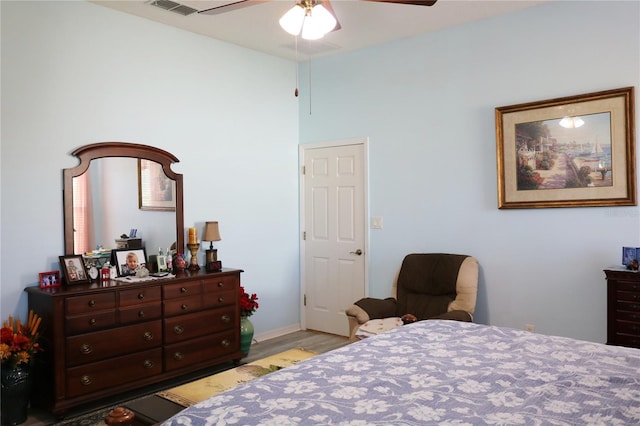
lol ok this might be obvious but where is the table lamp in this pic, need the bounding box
[203,221,222,272]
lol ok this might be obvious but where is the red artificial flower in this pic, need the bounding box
[239,286,259,317]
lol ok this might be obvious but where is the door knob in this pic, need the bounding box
[350,249,363,255]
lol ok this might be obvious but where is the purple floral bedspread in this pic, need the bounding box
[163,321,640,425]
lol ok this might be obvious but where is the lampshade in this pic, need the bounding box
[279,2,337,41]
[203,221,221,242]
[559,116,585,129]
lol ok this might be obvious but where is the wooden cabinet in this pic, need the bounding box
[603,268,640,349]
[25,268,243,416]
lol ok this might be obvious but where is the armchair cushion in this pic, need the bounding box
[353,297,397,320]
[396,254,468,320]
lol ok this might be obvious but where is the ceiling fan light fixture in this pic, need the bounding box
[279,4,306,36]
[279,2,337,40]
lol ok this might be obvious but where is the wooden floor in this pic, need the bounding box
[23,330,349,425]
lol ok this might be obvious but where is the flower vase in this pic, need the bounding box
[240,316,254,357]
[1,364,33,426]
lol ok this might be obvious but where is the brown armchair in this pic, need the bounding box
[345,253,479,341]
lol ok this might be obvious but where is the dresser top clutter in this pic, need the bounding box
[25,142,244,417]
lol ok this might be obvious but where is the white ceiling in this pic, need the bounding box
[92,0,551,61]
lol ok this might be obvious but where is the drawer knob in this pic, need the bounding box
[80,344,93,355]
[173,325,184,335]
[138,293,145,300]
[143,331,154,341]
[89,318,97,326]
[80,375,93,386]
[218,282,224,288]
[221,339,231,347]
[218,297,224,303]
[181,304,188,310]
[143,360,154,369]
[138,310,145,318]
[180,287,188,293]
[88,299,96,307]
[221,314,231,323]
[173,352,183,361]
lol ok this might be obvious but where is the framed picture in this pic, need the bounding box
[622,247,640,267]
[113,248,148,277]
[59,255,91,285]
[138,159,176,211]
[39,270,61,289]
[495,87,635,209]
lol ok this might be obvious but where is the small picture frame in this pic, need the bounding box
[113,248,148,277]
[39,270,61,289]
[59,255,91,285]
[157,255,167,272]
[622,247,640,267]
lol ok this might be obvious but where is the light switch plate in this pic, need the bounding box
[371,216,383,229]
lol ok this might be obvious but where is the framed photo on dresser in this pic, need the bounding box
[113,248,147,277]
[59,255,90,285]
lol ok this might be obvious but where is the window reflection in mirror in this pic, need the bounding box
[72,158,176,256]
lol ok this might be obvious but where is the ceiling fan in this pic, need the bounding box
[199,0,438,40]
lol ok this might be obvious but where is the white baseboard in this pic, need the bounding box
[253,323,302,343]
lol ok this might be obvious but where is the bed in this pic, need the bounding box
[162,320,640,425]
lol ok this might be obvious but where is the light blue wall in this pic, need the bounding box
[298,0,640,342]
[0,1,300,336]
[1,1,639,344]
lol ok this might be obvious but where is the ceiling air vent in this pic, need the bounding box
[149,0,198,16]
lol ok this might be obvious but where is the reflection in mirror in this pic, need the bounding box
[72,158,176,255]
[63,142,184,256]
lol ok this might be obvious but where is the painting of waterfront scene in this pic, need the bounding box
[496,87,635,209]
[515,112,612,191]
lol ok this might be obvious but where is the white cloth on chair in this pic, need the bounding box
[355,317,403,339]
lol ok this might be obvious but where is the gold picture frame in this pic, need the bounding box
[138,159,176,211]
[495,87,635,209]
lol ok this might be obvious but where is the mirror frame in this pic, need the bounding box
[63,142,184,256]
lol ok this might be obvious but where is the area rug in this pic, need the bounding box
[156,348,316,407]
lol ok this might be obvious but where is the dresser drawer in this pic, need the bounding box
[119,303,162,324]
[120,286,161,307]
[203,289,236,308]
[203,275,238,293]
[613,333,640,348]
[616,281,640,292]
[616,300,640,313]
[618,310,640,322]
[66,321,161,367]
[164,307,235,344]
[163,295,203,317]
[617,290,640,303]
[164,281,202,300]
[616,320,640,336]
[65,348,162,398]
[66,292,116,315]
[164,331,236,372]
[66,311,117,335]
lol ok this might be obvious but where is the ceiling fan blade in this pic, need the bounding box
[361,0,437,6]
[319,0,342,32]
[198,0,271,16]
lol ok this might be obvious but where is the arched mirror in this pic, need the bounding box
[63,142,184,257]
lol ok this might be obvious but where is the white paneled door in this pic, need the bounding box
[301,141,367,336]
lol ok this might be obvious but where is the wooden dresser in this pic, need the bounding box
[603,268,640,349]
[25,268,243,416]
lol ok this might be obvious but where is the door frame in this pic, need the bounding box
[299,137,370,330]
